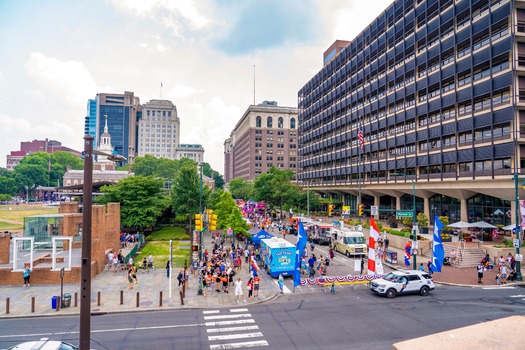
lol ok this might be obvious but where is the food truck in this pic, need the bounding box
[330,226,367,257]
[260,237,296,277]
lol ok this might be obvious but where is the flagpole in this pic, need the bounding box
[358,123,363,214]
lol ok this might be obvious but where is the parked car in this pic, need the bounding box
[369,270,435,298]
[7,338,78,350]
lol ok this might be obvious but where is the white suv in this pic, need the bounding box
[369,270,435,298]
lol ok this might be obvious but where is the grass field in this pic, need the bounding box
[136,226,191,269]
[0,222,21,230]
[0,204,59,222]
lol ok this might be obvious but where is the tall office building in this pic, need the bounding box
[224,101,299,182]
[137,99,180,159]
[84,99,97,141]
[93,92,142,164]
[175,144,204,163]
[298,0,521,225]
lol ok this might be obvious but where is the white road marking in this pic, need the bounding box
[482,287,515,290]
[229,308,248,312]
[203,310,221,314]
[210,340,269,349]
[509,294,525,298]
[207,325,259,333]
[273,280,292,294]
[208,332,263,341]
[204,314,251,320]
[205,319,256,327]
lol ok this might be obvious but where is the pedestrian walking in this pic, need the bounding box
[360,256,365,275]
[192,258,199,277]
[450,249,457,266]
[165,260,170,278]
[329,248,335,262]
[23,267,31,287]
[235,278,247,303]
[147,254,153,272]
[131,265,138,284]
[477,263,484,284]
[177,270,184,287]
[501,265,508,284]
[495,272,501,285]
[127,269,134,290]
[278,273,284,294]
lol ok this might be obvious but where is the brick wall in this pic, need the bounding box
[0,234,9,264]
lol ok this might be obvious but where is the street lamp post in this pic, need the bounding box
[197,163,204,295]
[394,173,417,270]
[513,173,523,281]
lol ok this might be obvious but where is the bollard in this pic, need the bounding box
[182,283,186,299]
[31,297,35,313]
[97,291,101,306]
[331,282,335,295]
[136,292,140,307]
[6,297,9,315]
[120,290,124,305]
[56,297,60,312]
[179,290,184,305]
[159,291,163,307]
[74,292,78,307]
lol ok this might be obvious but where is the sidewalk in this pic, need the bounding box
[383,245,525,287]
[0,232,279,319]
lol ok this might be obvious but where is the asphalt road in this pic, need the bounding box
[1,285,525,350]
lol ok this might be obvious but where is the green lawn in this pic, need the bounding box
[0,222,21,230]
[145,226,190,241]
[137,226,191,269]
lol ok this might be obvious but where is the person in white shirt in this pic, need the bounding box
[234,278,246,303]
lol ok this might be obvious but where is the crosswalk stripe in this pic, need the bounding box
[204,314,251,320]
[229,308,248,312]
[207,325,259,333]
[273,280,292,294]
[208,332,263,341]
[210,340,269,349]
[203,310,221,314]
[482,287,515,290]
[205,319,256,327]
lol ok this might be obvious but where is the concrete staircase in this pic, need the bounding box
[423,242,486,268]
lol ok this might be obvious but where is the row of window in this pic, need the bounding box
[255,116,296,129]
[145,110,173,118]
[142,124,176,128]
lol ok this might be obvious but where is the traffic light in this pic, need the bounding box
[358,204,364,216]
[209,214,218,231]
[328,204,334,216]
[195,214,203,231]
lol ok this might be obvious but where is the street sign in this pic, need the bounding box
[516,254,523,262]
[396,210,413,217]
[514,239,520,248]
[371,205,378,215]
[342,206,350,215]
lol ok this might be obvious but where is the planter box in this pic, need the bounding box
[419,227,429,234]
[441,237,452,242]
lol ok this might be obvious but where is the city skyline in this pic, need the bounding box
[0,0,392,172]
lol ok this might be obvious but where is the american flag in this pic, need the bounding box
[357,129,364,151]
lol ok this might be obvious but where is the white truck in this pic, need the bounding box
[330,227,367,257]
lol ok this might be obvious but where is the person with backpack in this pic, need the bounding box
[23,267,31,287]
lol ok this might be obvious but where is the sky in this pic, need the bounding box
[0,0,393,173]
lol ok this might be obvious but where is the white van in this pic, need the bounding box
[330,227,367,257]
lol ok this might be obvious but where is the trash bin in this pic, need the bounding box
[51,296,61,309]
[61,293,71,308]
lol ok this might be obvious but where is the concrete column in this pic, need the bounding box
[396,196,401,210]
[460,199,468,222]
[374,195,380,220]
[423,197,430,221]
[511,200,517,228]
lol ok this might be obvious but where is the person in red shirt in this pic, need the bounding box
[253,274,261,298]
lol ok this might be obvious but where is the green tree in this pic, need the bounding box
[212,189,250,237]
[98,176,169,230]
[253,167,299,218]
[228,178,254,200]
[0,168,18,195]
[50,151,83,186]
[171,163,202,228]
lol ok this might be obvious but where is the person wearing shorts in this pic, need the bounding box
[253,274,260,298]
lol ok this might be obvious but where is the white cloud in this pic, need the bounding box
[110,0,209,30]
[25,52,98,105]
[138,35,171,53]
[168,84,200,99]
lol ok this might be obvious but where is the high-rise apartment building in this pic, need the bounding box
[84,99,97,141]
[298,0,522,225]
[224,101,299,182]
[137,99,180,159]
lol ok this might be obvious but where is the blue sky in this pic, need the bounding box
[0,0,393,172]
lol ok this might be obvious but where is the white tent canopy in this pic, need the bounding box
[469,221,498,229]
[502,224,517,231]
[447,221,472,229]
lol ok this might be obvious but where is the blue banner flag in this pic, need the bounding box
[432,216,445,272]
[294,221,308,288]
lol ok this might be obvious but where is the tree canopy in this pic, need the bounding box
[98,176,169,230]
[228,178,254,200]
[211,189,250,237]
[253,167,300,216]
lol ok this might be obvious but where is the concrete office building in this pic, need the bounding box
[298,0,524,226]
[87,92,142,165]
[137,99,180,159]
[224,101,299,182]
[175,144,204,163]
